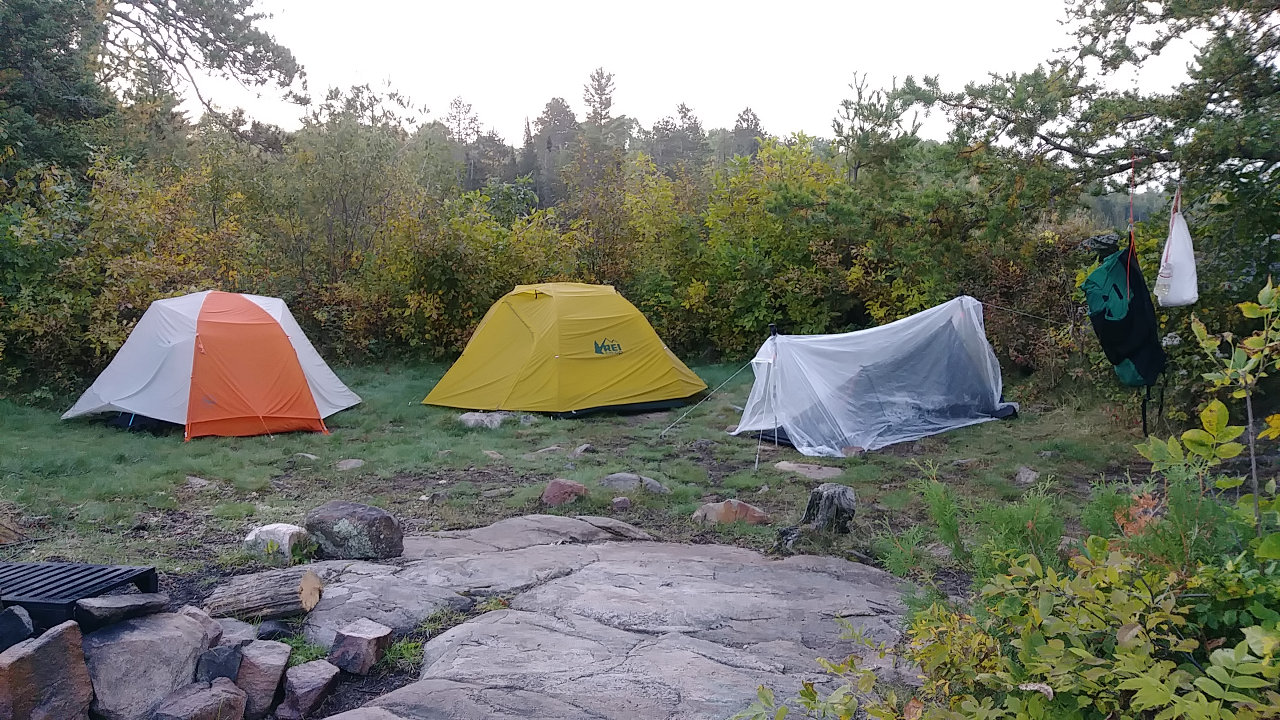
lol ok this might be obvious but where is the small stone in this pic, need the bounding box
[328,618,392,676]
[1037,450,1059,458]
[924,542,952,561]
[773,461,843,481]
[257,619,295,641]
[195,644,242,683]
[1057,536,1081,562]
[437,449,452,457]
[74,592,170,631]
[541,478,588,507]
[294,453,319,461]
[305,501,404,560]
[153,678,247,720]
[0,620,93,719]
[483,450,504,460]
[569,443,596,457]
[952,458,979,468]
[236,639,291,720]
[599,472,671,495]
[458,411,509,429]
[611,496,631,511]
[275,659,340,720]
[177,605,222,647]
[335,458,365,471]
[691,499,772,526]
[184,475,211,490]
[216,618,257,648]
[481,487,514,498]
[0,606,33,653]
[757,484,770,494]
[1014,466,1041,487]
[518,414,537,425]
[244,523,311,560]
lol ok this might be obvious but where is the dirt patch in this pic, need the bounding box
[315,670,417,717]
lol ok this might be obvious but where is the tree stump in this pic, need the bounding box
[799,482,857,533]
[774,482,857,554]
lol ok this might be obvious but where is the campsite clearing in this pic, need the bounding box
[2,363,1144,582]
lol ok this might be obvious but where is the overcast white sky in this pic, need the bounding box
[188,0,1193,143]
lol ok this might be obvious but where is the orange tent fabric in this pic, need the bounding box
[186,292,327,438]
[63,291,363,439]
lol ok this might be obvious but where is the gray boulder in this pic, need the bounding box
[74,592,169,631]
[305,501,404,559]
[276,660,340,720]
[176,605,222,648]
[236,639,291,720]
[195,644,242,683]
[216,618,257,647]
[256,619,295,641]
[83,612,210,720]
[0,606,33,653]
[152,678,247,720]
[0,620,93,720]
[599,472,671,495]
[329,617,392,675]
[244,523,311,560]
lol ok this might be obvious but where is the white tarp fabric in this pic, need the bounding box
[1154,187,1199,307]
[62,291,361,423]
[731,296,1016,456]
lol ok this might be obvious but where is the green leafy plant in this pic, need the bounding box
[872,524,931,579]
[968,481,1063,580]
[1192,279,1280,543]
[915,461,969,564]
[742,545,1280,720]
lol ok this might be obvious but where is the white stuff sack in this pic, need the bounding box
[1155,187,1198,307]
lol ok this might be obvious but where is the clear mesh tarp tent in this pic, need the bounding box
[731,296,1017,456]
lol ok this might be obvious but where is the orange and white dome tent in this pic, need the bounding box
[63,291,361,439]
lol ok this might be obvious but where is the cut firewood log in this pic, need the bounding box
[203,566,327,620]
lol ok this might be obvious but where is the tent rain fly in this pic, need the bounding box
[731,296,1017,457]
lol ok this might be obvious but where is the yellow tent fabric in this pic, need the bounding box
[424,283,707,413]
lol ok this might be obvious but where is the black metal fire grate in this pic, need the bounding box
[0,562,158,629]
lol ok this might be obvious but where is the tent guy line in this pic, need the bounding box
[658,358,755,439]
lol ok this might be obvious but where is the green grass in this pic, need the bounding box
[283,636,329,667]
[0,362,1146,572]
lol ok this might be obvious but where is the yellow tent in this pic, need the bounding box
[423,283,707,413]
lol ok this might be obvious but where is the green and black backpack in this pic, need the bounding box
[1083,233,1166,427]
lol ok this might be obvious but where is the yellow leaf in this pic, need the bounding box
[1260,414,1280,441]
[903,698,925,720]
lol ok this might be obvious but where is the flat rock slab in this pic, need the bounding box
[297,514,911,720]
[774,461,844,480]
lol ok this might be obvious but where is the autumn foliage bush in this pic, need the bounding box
[0,103,1156,395]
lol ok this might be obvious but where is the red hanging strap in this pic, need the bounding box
[1126,151,1136,300]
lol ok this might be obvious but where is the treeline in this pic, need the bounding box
[2,0,1276,405]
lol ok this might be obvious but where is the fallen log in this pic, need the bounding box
[204,566,324,621]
